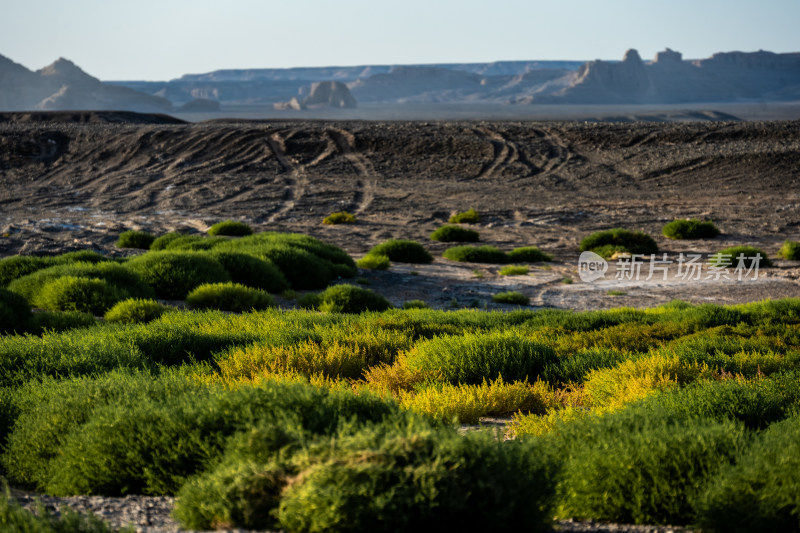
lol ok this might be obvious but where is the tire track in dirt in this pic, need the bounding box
[326,128,377,215]
[464,127,542,181]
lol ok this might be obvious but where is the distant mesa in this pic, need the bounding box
[274,81,356,110]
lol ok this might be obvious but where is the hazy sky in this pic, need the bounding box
[1,0,798,80]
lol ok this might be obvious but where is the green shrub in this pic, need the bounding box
[257,245,335,290]
[0,255,50,286]
[125,252,230,299]
[544,408,747,525]
[35,277,124,315]
[662,219,720,239]
[104,298,167,324]
[710,245,773,268]
[449,208,480,224]
[778,240,800,260]
[53,251,109,264]
[208,220,253,236]
[297,292,322,310]
[368,240,433,264]
[430,225,479,242]
[697,412,800,532]
[403,300,430,309]
[30,311,97,333]
[211,251,289,293]
[149,232,184,251]
[507,246,552,262]
[6,373,402,496]
[161,235,227,251]
[589,244,630,259]
[499,265,529,276]
[322,211,356,225]
[404,331,556,384]
[7,262,154,303]
[492,291,529,305]
[186,283,274,312]
[318,284,393,313]
[115,230,155,250]
[276,424,556,533]
[579,228,658,255]
[443,245,508,263]
[0,486,120,532]
[540,348,631,385]
[356,254,391,270]
[0,287,31,334]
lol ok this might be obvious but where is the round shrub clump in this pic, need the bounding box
[125,252,231,299]
[35,276,124,315]
[104,298,167,324]
[208,220,253,237]
[0,286,32,333]
[507,246,552,263]
[186,282,274,312]
[356,254,391,270]
[258,245,334,290]
[116,230,156,250]
[579,228,658,256]
[150,232,184,251]
[368,240,433,264]
[492,291,529,305]
[54,250,109,264]
[778,240,800,260]
[322,211,356,225]
[211,251,290,294]
[499,265,529,276]
[710,245,774,268]
[449,208,480,224]
[443,245,508,264]
[430,225,480,243]
[0,255,50,287]
[662,219,720,240]
[317,284,393,313]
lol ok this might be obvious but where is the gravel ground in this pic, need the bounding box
[11,487,698,533]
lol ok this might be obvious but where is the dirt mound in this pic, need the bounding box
[0,111,186,124]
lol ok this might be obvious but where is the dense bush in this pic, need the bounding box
[0,255,50,286]
[276,425,556,533]
[0,287,31,334]
[160,235,227,251]
[430,225,479,242]
[29,311,97,333]
[356,254,391,270]
[104,298,167,324]
[778,240,800,260]
[257,245,335,290]
[322,211,356,225]
[403,300,429,309]
[443,245,508,263]
[698,413,800,532]
[125,252,231,299]
[186,283,274,312]
[499,265,529,276]
[317,284,393,313]
[4,374,403,496]
[492,291,529,305]
[149,232,184,251]
[507,246,552,262]
[35,277,124,315]
[448,208,480,224]
[541,408,747,525]
[115,230,155,250]
[211,251,289,293]
[662,219,720,239]
[579,228,658,255]
[404,331,556,384]
[208,220,253,237]
[710,245,773,268]
[368,240,433,264]
[8,262,154,303]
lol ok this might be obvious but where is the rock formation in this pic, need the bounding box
[274,81,356,110]
[0,55,172,113]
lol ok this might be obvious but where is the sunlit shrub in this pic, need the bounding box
[125,252,230,299]
[778,240,800,260]
[430,225,479,242]
[579,228,658,255]
[492,291,529,305]
[210,251,290,294]
[356,254,391,270]
[507,246,552,263]
[368,240,433,264]
[443,245,508,263]
[662,219,720,240]
[317,284,393,313]
[208,220,253,236]
[499,265,529,276]
[187,283,274,312]
[448,208,480,224]
[115,230,156,249]
[104,298,167,324]
[322,211,356,225]
[710,245,773,268]
[35,276,125,315]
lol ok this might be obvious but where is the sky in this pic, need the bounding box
[1,0,798,81]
